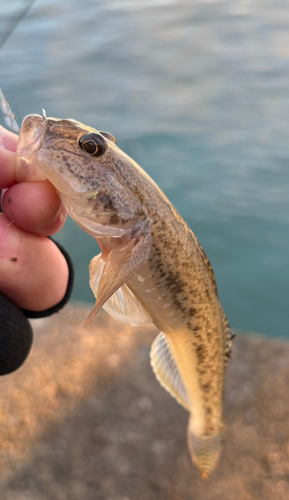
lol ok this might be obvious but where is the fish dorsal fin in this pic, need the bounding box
[150,332,189,411]
[220,306,234,366]
[88,253,152,326]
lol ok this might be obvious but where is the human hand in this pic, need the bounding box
[0,125,74,374]
[0,125,70,310]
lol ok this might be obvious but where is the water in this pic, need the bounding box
[1,0,289,338]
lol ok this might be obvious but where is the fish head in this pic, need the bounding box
[17,114,145,238]
[17,113,118,193]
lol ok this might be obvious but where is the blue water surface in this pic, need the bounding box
[1,0,289,338]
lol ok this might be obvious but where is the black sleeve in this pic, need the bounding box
[0,292,33,375]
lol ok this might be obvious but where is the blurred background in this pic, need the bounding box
[1,0,288,339]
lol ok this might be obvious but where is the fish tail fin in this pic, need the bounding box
[187,419,224,478]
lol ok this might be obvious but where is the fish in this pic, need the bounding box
[17,113,234,477]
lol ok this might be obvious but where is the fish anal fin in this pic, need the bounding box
[150,332,189,411]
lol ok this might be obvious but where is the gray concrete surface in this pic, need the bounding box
[0,303,289,500]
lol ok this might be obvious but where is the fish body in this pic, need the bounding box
[17,114,233,476]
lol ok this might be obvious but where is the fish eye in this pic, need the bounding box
[78,133,107,157]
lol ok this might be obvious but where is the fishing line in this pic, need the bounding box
[0,0,38,131]
[0,0,37,52]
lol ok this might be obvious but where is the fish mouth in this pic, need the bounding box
[16,113,48,182]
[17,113,47,160]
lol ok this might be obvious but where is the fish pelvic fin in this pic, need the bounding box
[87,252,152,327]
[187,419,224,477]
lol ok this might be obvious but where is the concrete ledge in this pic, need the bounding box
[0,303,289,500]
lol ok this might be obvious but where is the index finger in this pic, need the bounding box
[0,126,67,236]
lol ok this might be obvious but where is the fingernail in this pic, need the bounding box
[0,125,18,152]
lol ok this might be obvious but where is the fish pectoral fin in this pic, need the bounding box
[85,222,151,327]
[150,332,189,411]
